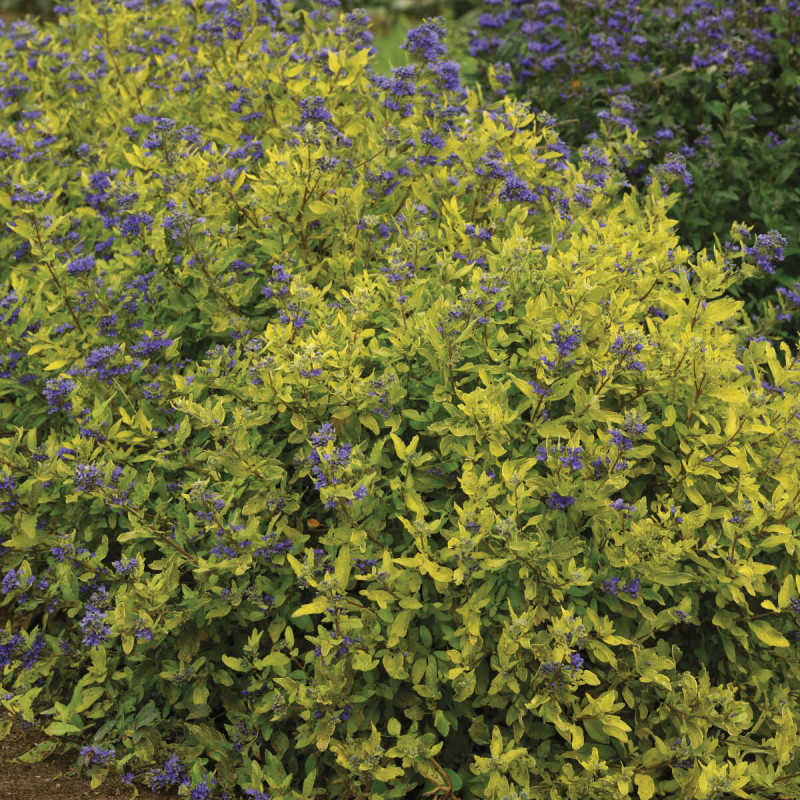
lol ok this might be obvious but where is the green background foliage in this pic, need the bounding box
[464,0,800,324]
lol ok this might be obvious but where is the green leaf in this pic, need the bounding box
[334,544,351,589]
[387,609,412,648]
[13,740,58,764]
[777,704,797,765]
[222,655,247,671]
[44,721,82,737]
[434,710,450,737]
[352,651,378,671]
[778,574,795,609]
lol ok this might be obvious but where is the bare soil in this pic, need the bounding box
[0,721,181,800]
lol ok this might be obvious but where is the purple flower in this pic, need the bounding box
[244,790,270,800]
[549,323,582,359]
[603,576,640,599]
[311,423,335,447]
[558,446,584,472]
[112,556,139,576]
[609,498,636,515]
[403,18,447,63]
[744,230,787,276]
[567,652,584,672]
[652,152,692,190]
[191,782,211,800]
[84,344,120,370]
[133,619,154,641]
[0,131,23,161]
[65,255,96,276]
[20,633,46,670]
[79,589,112,649]
[624,578,640,599]
[147,755,189,791]
[43,377,76,414]
[546,492,575,512]
[80,745,116,765]
[120,211,154,236]
[610,327,646,371]
[354,558,379,574]
[299,96,332,124]
[73,464,104,492]
[131,330,174,357]
[1,568,21,595]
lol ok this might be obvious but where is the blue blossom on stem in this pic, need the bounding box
[1,568,21,595]
[80,745,116,766]
[603,576,640,599]
[112,556,139,577]
[546,492,575,512]
[133,619,154,641]
[43,377,76,414]
[147,755,189,791]
[402,18,447,63]
[549,322,582,359]
[65,255,96,276]
[244,790,270,800]
[354,558,379,574]
[609,497,636,515]
[299,96,333,123]
[651,152,692,192]
[744,230,787,276]
[73,463,105,492]
[79,587,112,648]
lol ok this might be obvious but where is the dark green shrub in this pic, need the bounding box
[1,3,800,800]
[465,0,800,326]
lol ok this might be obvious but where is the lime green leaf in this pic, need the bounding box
[749,620,790,648]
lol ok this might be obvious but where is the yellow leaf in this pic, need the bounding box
[778,574,795,609]
[489,440,507,457]
[308,200,331,215]
[635,774,655,800]
[571,725,584,750]
[327,49,340,74]
[291,598,328,618]
[724,406,738,439]
[232,169,248,193]
[777,704,797,765]
[360,413,379,434]
[749,619,790,648]
[334,545,351,589]
[387,610,412,648]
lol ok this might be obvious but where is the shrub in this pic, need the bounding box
[1,2,800,800]
[465,0,800,323]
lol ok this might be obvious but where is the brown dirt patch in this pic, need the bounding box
[0,721,180,800]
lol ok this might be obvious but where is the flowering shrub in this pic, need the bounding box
[1,2,800,800]
[466,0,800,319]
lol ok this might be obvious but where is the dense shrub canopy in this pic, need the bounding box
[1,2,800,800]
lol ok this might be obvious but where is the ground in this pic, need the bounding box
[0,721,181,800]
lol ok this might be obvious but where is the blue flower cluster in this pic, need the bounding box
[146,755,190,792]
[603,576,640,599]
